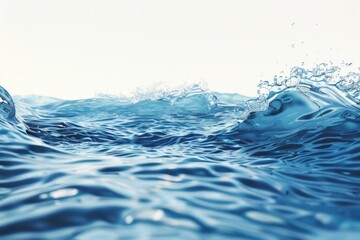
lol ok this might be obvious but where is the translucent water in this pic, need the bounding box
[1,64,360,239]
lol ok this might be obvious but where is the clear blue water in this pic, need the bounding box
[1,64,360,240]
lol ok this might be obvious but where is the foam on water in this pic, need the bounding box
[0,64,360,239]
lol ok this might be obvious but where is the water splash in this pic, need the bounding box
[239,63,360,123]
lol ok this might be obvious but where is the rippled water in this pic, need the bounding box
[1,64,360,239]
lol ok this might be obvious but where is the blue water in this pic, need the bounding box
[1,64,360,240]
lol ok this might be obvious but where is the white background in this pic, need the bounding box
[1,0,360,99]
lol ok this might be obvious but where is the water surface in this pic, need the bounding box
[1,64,360,239]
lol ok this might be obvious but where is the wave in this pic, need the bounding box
[0,85,16,120]
[1,63,360,239]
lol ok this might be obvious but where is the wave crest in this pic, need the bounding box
[0,85,16,120]
[240,63,360,123]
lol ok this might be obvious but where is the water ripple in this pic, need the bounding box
[1,64,360,239]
